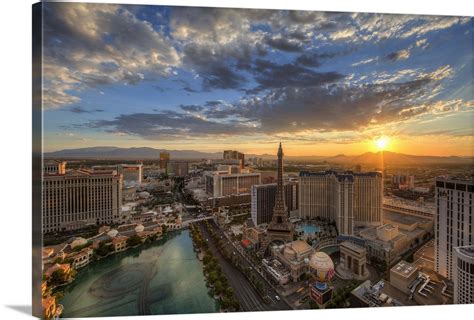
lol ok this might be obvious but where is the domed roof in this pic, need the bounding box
[290,240,312,254]
[309,252,334,270]
[107,229,118,237]
[138,191,150,199]
[71,237,87,248]
[135,224,145,233]
[309,252,335,282]
[283,246,297,260]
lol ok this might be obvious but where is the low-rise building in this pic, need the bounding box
[413,239,435,271]
[359,224,408,264]
[262,258,291,285]
[242,218,265,250]
[389,260,418,295]
[271,240,315,282]
[350,280,414,307]
[112,235,128,252]
[338,241,369,280]
[68,247,94,269]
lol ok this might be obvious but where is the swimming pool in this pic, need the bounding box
[297,224,320,235]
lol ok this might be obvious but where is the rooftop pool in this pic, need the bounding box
[297,224,321,235]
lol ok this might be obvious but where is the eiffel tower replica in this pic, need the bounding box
[261,142,294,253]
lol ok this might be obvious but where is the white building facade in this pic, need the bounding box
[205,171,261,198]
[435,178,473,279]
[453,245,474,304]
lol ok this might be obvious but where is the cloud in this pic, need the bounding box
[83,63,468,141]
[65,106,104,114]
[88,110,257,139]
[179,104,204,112]
[250,59,344,91]
[42,2,180,109]
[385,49,411,62]
[415,38,429,49]
[352,57,378,66]
[400,16,470,38]
[181,43,247,90]
[265,35,304,52]
[330,27,357,40]
[42,4,472,113]
[295,51,349,67]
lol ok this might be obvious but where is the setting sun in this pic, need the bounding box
[375,136,390,151]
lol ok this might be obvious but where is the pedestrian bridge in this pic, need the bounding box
[182,216,214,227]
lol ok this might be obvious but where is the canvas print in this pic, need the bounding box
[32,2,474,319]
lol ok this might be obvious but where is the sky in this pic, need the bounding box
[41,3,474,156]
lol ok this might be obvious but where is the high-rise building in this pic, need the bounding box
[43,160,66,175]
[353,172,383,227]
[159,152,170,169]
[166,161,189,177]
[223,150,245,169]
[392,174,415,189]
[299,171,382,235]
[453,245,474,304]
[205,171,261,197]
[435,177,473,279]
[251,181,299,225]
[92,164,143,185]
[42,169,122,233]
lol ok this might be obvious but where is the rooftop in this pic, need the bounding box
[414,239,435,262]
[351,280,415,307]
[391,260,418,279]
[340,241,366,254]
[380,224,396,232]
[384,210,431,227]
[299,170,381,178]
[454,245,474,258]
[288,240,313,254]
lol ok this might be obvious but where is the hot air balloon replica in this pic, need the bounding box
[308,251,335,308]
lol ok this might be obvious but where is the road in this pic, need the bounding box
[199,223,291,312]
[201,221,292,311]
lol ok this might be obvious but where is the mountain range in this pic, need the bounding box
[44,146,473,165]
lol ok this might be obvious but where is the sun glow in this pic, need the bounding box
[375,136,390,151]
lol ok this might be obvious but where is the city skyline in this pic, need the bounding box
[41,3,473,156]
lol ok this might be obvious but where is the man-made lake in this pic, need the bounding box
[59,229,219,317]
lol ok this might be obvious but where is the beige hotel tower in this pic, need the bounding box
[42,161,122,233]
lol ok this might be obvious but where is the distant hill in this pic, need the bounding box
[326,151,473,165]
[44,146,473,165]
[44,146,222,160]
